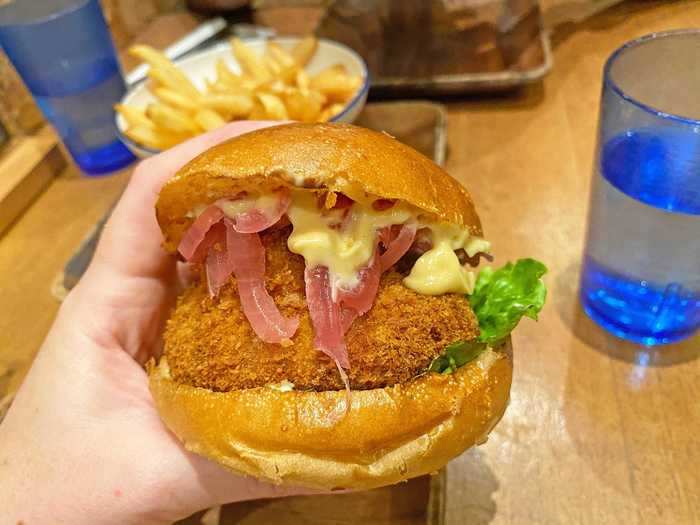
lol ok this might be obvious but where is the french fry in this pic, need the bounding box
[296,69,310,92]
[327,103,346,119]
[318,103,345,122]
[115,104,154,129]
[208,79,234,94]
[148,66,200,100]
[276,64,298,85]
[129,45,172,69]
[284,90,321,122]
[264,55,282,76]
[249,100,268,120]
[131,45,200,98]
[123,125,184,150]
[309,89,328,108]
[239,77,260,91]
[260,79,289,96]
[291,36,317,67]
[318,107,332,122]
[257,93,289,120]
[310,69,360,102]
[215,59,243,87]
[267,42,296,69]
[200,93,254,118]
[194,109,227,131]
[231,38,272,82]
[153,88,199,112]
[146,103,200,134]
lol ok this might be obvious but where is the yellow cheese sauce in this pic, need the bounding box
[403,223,492,295]
[286,191,412,288]
[218,193,279,219]
[285,190,490,294]
[202,189,491,295]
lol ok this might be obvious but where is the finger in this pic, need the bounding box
[186,452,327,507]
[92,121,285,280]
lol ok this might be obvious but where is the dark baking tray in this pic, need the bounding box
[256,0,552,95]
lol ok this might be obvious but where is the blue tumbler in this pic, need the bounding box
[0,0,135,175]
[580,30,700,345]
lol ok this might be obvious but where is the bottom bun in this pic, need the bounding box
[147,339,512,490]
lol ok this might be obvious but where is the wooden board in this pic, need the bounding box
[0,127,65,237]
[179,473,444,525]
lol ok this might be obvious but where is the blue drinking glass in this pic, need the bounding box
[0,0,135,175]
[581,30,700,346]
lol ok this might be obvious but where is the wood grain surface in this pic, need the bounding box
[1,1,699,524]
[0,127,66,237]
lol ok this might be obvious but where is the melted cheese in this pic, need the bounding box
[268,379,295,392]
[218,193,278,219]
[192,190,490,296]
[403,240,476,294]
[286,191,412,288]
[404,223,489,295]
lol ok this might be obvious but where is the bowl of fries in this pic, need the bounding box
[115,36,369,157]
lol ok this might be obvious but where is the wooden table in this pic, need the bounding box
[1,1,699,523]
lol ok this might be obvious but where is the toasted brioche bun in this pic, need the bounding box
[151,122,505,490]
[156,123,482,252]
[148,340,512,490]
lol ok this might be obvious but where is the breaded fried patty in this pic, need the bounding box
[164,228,480,392]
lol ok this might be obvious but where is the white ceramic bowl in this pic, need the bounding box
[116,37,369,158]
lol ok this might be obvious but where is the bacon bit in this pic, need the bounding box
[379,223,417,271]
[317,191,354,210]
[319,191,337,209]
[225,220,299,344]
[304,266,350,369]
[178,205,224,261]
[229,188,291,233]
[412,227,433,253]
[204,223,232,297]
[333,193,354,209]
[459,250,494,267]
[372,199,395,211]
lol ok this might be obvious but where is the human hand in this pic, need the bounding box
[0,122,315,525]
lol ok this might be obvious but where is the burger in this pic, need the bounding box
[149,123,546,490]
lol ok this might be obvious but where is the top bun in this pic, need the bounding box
[156,123,482,252]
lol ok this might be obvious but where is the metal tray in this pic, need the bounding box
[257,0,553,95]
[371,31,552,95]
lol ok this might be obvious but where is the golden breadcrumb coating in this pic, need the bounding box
[164,228,480,391]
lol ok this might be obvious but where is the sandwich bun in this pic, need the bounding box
[148,340,511,490]
[156,123,482,252]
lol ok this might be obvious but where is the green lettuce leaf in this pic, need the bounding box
[428,258,547,374]
[469,258,548,345]
[429,340,487,374]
